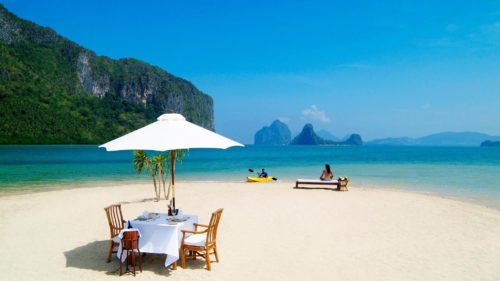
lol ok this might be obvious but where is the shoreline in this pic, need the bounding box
[2,178,500,211]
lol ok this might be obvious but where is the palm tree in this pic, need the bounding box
[133,150,187,202]
[133,150,160,201]
[151,153,168,200]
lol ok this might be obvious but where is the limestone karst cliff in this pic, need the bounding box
[290,124,362,146]
[0,4,213,143]
[254,120,291,145]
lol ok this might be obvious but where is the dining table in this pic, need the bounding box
[116,213,198,267]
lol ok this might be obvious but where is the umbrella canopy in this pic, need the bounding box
[99,113,244,208]
[99,113,243,151]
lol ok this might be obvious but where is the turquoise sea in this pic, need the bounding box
[1,145,500,206]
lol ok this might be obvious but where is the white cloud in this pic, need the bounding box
[301,105,331,123]
[278,116,289,123]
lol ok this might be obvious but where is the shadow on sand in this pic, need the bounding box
[118,197,157,205]
[64,240,209,276]
[292,186,338,191]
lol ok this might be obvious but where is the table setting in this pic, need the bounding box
[117,209,198,267]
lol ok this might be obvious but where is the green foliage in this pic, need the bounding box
[150,153,167,175]
[133,150,151,175]
[0,4,213,144]
[132,150,185,201]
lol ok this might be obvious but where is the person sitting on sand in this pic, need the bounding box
[258,168,268,178]
[320,164,333,181]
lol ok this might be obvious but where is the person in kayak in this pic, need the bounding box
[320,164,333,181]
[258,168,268,178]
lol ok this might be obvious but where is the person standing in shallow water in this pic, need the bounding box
[320,164,333,180]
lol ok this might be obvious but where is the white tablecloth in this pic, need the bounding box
[117,214,198,267]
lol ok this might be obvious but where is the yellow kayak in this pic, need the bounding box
[246,176,274,183]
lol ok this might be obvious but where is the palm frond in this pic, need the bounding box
[133,150,148,174]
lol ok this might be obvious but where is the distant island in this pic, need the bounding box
[0,5,213,144]
[289,124,362,146]
[480,140,500,147]
[316,129,341,142]
[367,132,500,147]
[254,120,291,145]
[253,121,362,146]
[253,120,499,147]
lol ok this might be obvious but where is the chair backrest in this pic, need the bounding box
[206,208,223,245]
[121,230,140,250]
[104,204,125,238]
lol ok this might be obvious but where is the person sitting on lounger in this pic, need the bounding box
[320,164,333,181]
[258,168,268,178]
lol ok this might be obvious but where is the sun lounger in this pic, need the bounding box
[295,178,349,191]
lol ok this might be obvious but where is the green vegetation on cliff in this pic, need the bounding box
[0,4,213,144]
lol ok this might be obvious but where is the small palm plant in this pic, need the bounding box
[133,150,186,202]
[151,153,168,200]
[133,150,161,201]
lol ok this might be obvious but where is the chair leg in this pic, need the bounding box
[107,241,114,263]
[131,251,136,276]
[138,250,142,273]
[213,245,219,262]
[205,250,211,271]
[180,247,186,268]
[119,250,124,276]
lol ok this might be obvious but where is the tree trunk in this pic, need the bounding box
[166,176,172,200]
[171,151,176,209]
[156,179,161,201]
[160,166,168,200]
[152,174,160,201]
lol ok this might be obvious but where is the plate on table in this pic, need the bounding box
[136,213,159,221]
[168,216,190,223]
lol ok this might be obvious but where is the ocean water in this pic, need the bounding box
[0,145,499,205]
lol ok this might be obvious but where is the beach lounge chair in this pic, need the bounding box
[179,208,223,271]
[104,204,127,263]
[295,178,349,191]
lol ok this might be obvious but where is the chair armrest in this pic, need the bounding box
[193,223,209,231]
[181,229,207,235]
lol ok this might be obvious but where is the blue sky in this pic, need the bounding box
[3,0,500,143]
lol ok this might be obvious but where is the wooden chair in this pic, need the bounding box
[119,230,142,276]
[104,204,126,263]
[179,208,223,271]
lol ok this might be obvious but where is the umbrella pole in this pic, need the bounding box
[171,150,176,210]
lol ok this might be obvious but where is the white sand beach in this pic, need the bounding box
[0,181,499,281]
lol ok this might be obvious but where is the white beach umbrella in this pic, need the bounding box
[99,113,244,207]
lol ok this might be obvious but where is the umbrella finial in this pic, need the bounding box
[157,113,186,121]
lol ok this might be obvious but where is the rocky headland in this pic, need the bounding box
[0,4,213,144]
